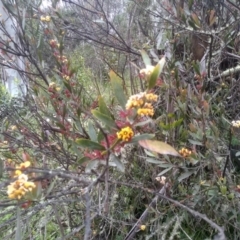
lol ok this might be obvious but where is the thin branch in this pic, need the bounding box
[124,183,170,240]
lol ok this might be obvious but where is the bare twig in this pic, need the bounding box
[213,65,240,81]
[83,190,91,240]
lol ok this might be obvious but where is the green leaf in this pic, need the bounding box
[188,0,194,10]
[188,19,198,30]
[77,156,90,165]
[178,171,195,182]
[63,80,72,93]
[148,57,165,90]
[110,153,125,172]
[98,96,112,117]
[134,118,153,127]
[188,139,203,146]
[109,71,127,109]
[92,109,116,129]
[146,158,167,164]
[45,178,57,197]
[144,149,157,157]
[236,151,240,157]
[85,160,100,173]
[140,49,151,66]
[131,134,155,143]
[76,138,105,150]
[192,61,201,75]
[88,121,98,141]
[158,167,172,176]
[138,140,181,157]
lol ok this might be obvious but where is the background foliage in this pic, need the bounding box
[0,0,240,239]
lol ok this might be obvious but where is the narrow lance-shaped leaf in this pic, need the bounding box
[110,153,125,172]
[139,139,181,157]
[76,138,106,151]
[109,71,127,109]
[148,57,165,90]
[191,13,201,27]
[92,109,116,129]
[140,49,152,67]
[98,95,112,117]
[131,134,155,143]
[88,121,98,141]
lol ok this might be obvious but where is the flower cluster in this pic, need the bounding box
[117,126,134,142]
[126,92,158,117]
[140,225,146,231]
[14,161,31,177]
[48,82,61,92]
[7,160,36,200]
[232,120,240,128]
[7,174,36,200]
[54,54,68,64]
[49,39,60,48]
[139,65,155,79]
[179,148,192,157]
[40,16,51,22]
[62,74,70,81]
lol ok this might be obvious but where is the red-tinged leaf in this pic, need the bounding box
[138,140,181,157]
[191,13,201,27]
[209,10,216,27]
[76,138,106,151]
[22,152,31,161]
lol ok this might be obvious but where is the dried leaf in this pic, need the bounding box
[138,140,180,157]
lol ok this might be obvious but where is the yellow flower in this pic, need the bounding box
[140,65,155,78]
[49,82,56,88]
[117,126,134,142]
[40,16,46,21]
[10,125,17,131]
[45,16,51,22]
[41,16,51,22]
[145,93,158,102]
[14,170,22,177]
[137,108,154,117]
[200,180,206,185]
[140,225,146,231]
[126,92,158,117]
[19,161,31,169]
[232,120,240,128]
[179,148,192,158]
[63,75,70,81]
[7,174,36,200]
[17,173,28,182]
